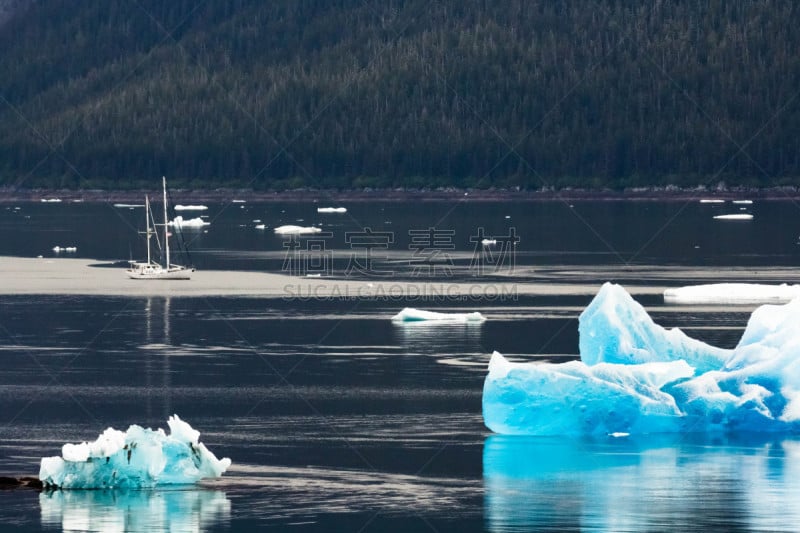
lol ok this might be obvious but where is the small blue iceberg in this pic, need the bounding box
[39,415,231,488]
[483,283,800,435]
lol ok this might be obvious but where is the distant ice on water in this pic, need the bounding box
[392,308,486,322]
[274,225,322,235]
[714,214,753,220]
[168,216,210,228]
[664,283,800,305]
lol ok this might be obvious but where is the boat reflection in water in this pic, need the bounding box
[40,488,230,533]
[484,434,800,532]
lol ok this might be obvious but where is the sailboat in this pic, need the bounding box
[126,177,194,280]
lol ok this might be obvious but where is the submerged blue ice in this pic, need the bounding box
[483,283,800,435]
[39,415,231,488]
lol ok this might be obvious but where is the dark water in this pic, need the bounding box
[3,197,800,272]
[1,199,800,532]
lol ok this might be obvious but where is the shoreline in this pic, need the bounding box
[1,187,799,203]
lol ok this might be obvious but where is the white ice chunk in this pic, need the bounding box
[317,207,347,213]
[664,283,800,305]
[113,204,145,208]
[700,199,725,203]
[392,308,486,322]
[40,198,62,203]
[481,239,497,246]
[174,205,208,211]
[274,225,322,235]
[732,200,753,204]
[168,216,210,228]
[61,427,126,462]
[254,224,266,230]
[39,415,231,488]
[714,214,753,220]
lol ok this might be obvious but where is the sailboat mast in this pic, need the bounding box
[145,195,151,264]
[163,176,170,269]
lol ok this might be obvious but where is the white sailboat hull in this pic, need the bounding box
[126,261,193,280]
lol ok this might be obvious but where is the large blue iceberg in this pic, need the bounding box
[483,283,800,435]
[39,415,231,488]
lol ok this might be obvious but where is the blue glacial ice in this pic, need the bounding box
[483,282,800,435]
[39,415,231,488]
[579,283,729,373]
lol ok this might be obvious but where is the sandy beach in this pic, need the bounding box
[0,256,670,298]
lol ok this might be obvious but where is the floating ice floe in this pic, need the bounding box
[255,224,266,230]
[174,205,208,211]
[664,283,800,305]
[317,207,347,213]
[274,225,322,235]
[39,415,231,489]
[40,198,62,203]
[168,216,210,228]
[392,308,486,322]
[483,282,800,435]
[732,200,753,205]
[481,239,497,246]
[231,199,246,203]
[700,199,725,203]
[52,246,77,253]
[112,203,144,208]
[714,214,753,220]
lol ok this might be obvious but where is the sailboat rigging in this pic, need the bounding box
[126,177,194,280]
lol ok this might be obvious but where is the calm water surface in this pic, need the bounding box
[1,199,800,532]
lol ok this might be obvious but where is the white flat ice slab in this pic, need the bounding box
[664,283,800,305]
[392,307,486,322]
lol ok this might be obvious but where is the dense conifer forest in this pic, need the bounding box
[0,0,799,190]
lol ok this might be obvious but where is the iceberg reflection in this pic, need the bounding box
[393,320,483,352]
[40,488,230,533]
[484,435,800,532]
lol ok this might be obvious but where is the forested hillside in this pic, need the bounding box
[1,0,799,190]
